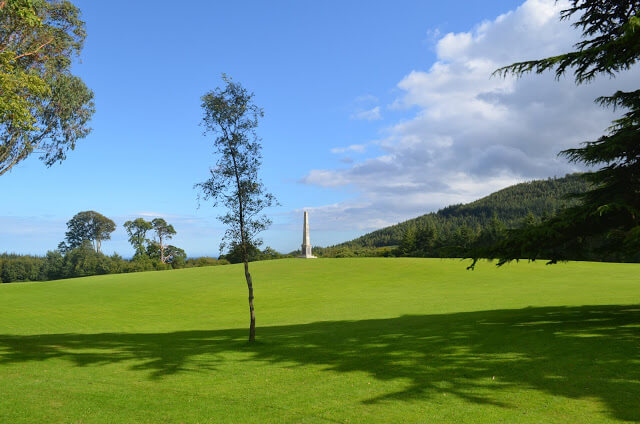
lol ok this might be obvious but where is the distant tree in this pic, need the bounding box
[220,242,261,264]
[124,218,152,257]
[186,256,229,267]
[399,225,417,256]
[0,0,94,176]
[42,250,64,280]
[61,241,110,277]
[450,225,475,257]
[60,211,115,253]
[150,218,176,264]
[259,246,287,260]
[414,223,437,256]
[196,75,277,342]
[472,216,506,254]
[163,245,186,266]
[521,212,538,228]
[473,0,640,266]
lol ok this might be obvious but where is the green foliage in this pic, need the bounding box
[311,245,395,258]
[494,1,640,84]
[0,252,44,282]
[0,248,227,284]
[59,210,116,253]
[61,242,113,277]
[220,243,290,264]
[150,218,176,263]
[399,224,417,256]
[183,257,230,268]
[147,243,185,266]
[196,74,277,260]
[479,0,640,266]
[196,75,278,341]
[124,216,186,266]
[2,211,196,283]
[124,218,152,257]
[0,0,94,176]
[329,174,589,258]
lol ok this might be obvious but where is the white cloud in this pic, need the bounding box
[300,0,640,233]
[354,94,379,103]
[330,144,367,154]
[134,211,197,221]
[351,106,382,121]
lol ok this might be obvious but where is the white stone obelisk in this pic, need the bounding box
[299,211,317,258]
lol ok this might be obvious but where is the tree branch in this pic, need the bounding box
[13,38,54,61]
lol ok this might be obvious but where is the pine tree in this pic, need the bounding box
[473,0,640,266]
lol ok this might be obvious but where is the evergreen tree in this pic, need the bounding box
[414,222,437,257]
[477,0,640,266]
[399,225,417,256]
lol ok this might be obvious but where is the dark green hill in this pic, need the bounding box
[330,174,589,251]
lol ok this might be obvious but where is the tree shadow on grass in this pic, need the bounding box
[1,305,639,421]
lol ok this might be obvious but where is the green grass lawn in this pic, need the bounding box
[1,258,639,423]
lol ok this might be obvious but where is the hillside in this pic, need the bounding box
[333,173,590,249]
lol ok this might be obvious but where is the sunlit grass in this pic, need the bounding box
[1,258,639,423]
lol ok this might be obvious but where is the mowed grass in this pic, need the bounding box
[0,258,639,423]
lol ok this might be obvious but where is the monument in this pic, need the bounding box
[298,211,317,258]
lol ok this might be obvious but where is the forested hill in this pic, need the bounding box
[333,174,590,249]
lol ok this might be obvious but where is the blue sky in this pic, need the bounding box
[1,0,638,257]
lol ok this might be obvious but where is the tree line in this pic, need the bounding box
[0,210,228,283]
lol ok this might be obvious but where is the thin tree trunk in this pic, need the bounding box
[229,147,256,342]
[244,259,256,342]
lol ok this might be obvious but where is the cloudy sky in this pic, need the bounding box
[1,0,637,257]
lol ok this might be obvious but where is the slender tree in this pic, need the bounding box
[470,0,640,267]
[60,210,115,253]
[124,218,152,257]
[150,218,176,264]
[196,75,276,342]
[0,0,95,176]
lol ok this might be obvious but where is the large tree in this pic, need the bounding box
[196,75,276,342]
[471,0,640,267]
[150,218,176,264]
[124,218,152,257]
[60,210,116,254]
[0,0,94,176]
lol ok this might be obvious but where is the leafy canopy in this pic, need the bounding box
[60,210,116,254]
[0,0,94,176]
[150,218,176,263]
[123,218,153,257]
[196,74,277,257]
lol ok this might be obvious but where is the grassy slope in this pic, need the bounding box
[0,258,639,423]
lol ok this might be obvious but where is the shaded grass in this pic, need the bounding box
[0,259,639,423]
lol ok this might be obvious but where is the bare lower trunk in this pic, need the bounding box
[159,236,165,263]
[244,260,256,342]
